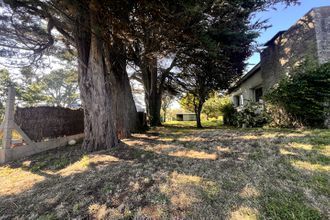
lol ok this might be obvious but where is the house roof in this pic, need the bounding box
[264,30,287,46]
[263,6,330,47]
[228,31,284,94]
[228,62,261,93]
[228,6,330,95]
[228,31,287,94]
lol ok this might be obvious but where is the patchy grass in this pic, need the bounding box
[164,119,222,128]
[262,190,322,220]
[0,127,329,219]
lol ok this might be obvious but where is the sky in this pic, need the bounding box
[247,0,330,71]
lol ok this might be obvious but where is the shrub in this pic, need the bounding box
[220,99,269,128]
[234,102,269,128]
[266,104,304,128]
[219,97,237,126]
[265,61,330,128]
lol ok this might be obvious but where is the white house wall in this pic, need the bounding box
[230,69,263,106]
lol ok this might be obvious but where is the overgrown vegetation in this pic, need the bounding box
[266,61,330,128]
[202,93,227,120]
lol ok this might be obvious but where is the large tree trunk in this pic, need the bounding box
[110,38,141,138]
[196,109,203,128]
[74,0,142,151]
[147,89,162,126]
[114,66,140,137]
[74,1,118,151]
[78,40,119,151]
[195,100,204,129]
[141,57,162,126]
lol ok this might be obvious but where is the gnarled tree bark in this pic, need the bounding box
[110,38,140,138]
[75,0,139,151]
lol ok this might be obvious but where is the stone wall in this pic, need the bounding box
[314,6,330,64]
[260,9,319,91]
[229,7,330,128]
[260,6,330,128]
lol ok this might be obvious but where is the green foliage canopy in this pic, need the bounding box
[179,93,197,113]
[0,69,13,119]
[42,68,79,107]
[202,94,230,119]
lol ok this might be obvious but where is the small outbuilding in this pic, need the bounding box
[176,113,197,121]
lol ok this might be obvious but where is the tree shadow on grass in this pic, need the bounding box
[3,142,87,179]
[0,141,251,218]
[0,128,328,219]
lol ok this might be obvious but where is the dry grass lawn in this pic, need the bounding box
[0,125,329,219]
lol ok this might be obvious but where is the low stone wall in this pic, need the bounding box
[15,107,84,142]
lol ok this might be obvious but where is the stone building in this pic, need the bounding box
[229,6,330,109]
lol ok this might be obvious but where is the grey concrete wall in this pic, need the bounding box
[314,6,330,64]
[260,9,319,91]
[0,133,84,163]
[183,114,196,121]
[231,70,263,105]
[313,7,330,128]
[2,87,16,150]
[234,6,330,96]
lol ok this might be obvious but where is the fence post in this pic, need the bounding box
[2,86,15,149]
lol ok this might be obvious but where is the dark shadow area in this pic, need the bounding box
[5,141,86,179]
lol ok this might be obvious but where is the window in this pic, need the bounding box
[233,95,244,107]
[255,87,263,102]
[233,95,240,107]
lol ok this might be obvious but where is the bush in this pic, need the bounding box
[265,61,330,128]
[219,97,236,126]
[266,104,304,128]
[220,98,269,128]
[234,102,269,128]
